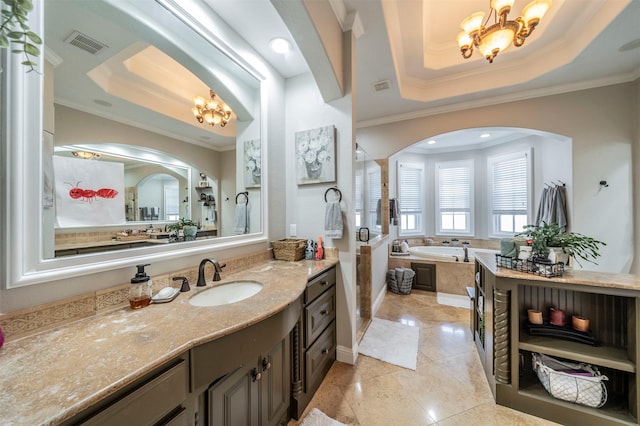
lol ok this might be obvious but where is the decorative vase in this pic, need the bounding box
[305,160,323,179]
[183,225,198,241]
[549,308,566,326]
[548,247,570,265]
[528,309,543,324]
[572,315,590,332]
[252,169,261,184]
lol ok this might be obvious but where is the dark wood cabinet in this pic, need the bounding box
[474,258,640,425]
[410,262,436,292]
[290,266,337,419]
[207,336,290,426]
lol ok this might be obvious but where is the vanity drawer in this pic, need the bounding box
[305,320,336,394]
[305,267,336,304]
[79,359,187,425]
[305,285,336,347]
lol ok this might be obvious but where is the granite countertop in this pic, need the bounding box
[0,258,337,426]
[475,252,640,291]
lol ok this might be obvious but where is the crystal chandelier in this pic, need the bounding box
[457,0,552,63]
[191,90,232,127]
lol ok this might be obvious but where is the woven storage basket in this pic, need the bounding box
[532,352,608,408]
[272,239,306,261]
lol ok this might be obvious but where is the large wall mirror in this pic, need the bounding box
[1,0,266,288]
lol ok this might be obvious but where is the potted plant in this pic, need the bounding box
[0,0,42,73]
[518,222,606,266]
[168,218,198,240]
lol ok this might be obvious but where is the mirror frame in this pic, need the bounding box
[1,0,268,288]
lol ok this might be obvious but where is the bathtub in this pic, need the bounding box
[408,246,496,262]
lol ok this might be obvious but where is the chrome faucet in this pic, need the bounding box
[197,258,226,286]
[463,245,470,263]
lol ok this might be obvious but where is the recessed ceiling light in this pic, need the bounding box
[270,38,291,54]
[427,140,436,145]
[480,133,491,138]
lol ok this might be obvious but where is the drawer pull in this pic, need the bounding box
[321,347,328,355]
[320,309,329,316]
[262,357,271,371]
[252,368,262,382]
[320,280,329,286]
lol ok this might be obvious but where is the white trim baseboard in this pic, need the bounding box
[336,344,357,364]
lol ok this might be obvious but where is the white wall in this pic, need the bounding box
[360,84,634,273]
[284,42,356,361]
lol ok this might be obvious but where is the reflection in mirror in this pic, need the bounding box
[41,0,262,259]
[0,0,266,288]
[355,144,382,239]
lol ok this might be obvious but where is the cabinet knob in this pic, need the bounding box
[320,280,328,286]
[262,358,271,371]
[321,347,328,355]
[320,309,328,316]
[252,368,262,382]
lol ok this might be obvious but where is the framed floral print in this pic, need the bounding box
[295,125,336,185]
[244,139,261,188]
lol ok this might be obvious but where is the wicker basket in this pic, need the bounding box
[532,352,608,408]
[272,239,306,261]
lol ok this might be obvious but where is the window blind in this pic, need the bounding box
[491,154,527,214]
[399,163,422,212]
[439,166,470,211]
[368,169,381,213]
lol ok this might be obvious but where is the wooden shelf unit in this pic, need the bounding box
[473,260,640,425]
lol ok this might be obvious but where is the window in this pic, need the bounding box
[398,162,423,234]
[488,151,530,236]
[436,160,473,235]
[354,171,363,228]
[164,185,179,221]
[368,169,382,230]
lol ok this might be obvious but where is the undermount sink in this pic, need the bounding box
[188,281,263,307]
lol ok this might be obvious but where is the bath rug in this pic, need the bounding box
[299,408,346,426]
[358,317,419,370]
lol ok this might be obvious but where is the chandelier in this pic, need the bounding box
[191,90,232,127]
[457,0,552,63]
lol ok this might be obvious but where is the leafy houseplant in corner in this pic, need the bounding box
[518,222,606,266]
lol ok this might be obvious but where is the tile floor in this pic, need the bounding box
[291,290,560,426]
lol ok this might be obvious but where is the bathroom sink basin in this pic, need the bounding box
[188,281,263,307]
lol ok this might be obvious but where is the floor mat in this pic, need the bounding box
[358,317,419,370]
[299,408,346,426]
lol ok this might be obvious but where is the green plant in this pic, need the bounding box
[518,222,606,265]
[167,217,197,231]
[0,0,42,73]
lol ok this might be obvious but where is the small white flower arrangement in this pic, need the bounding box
[244,139,261,185]
[295,125,336,184]
[297,128,332,166]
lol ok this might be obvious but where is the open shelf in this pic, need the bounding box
[519,334,635,373]
[518,376,636,425]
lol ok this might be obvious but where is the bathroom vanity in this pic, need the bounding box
[0,259,338,425]
[473,252,640,425]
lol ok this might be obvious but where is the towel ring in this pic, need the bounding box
[235,191,249,204]
[324,186,342,203]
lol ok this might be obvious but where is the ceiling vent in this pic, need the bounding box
[372,80,391,92]
[64,31,108,55]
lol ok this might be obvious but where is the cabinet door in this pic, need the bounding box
[208,336,290,426]
[208,365,259,426]
[261,336,290,426]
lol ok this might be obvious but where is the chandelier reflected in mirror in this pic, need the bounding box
[191,90,232,127]
[457,0,552,63]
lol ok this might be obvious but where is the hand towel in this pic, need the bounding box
[233,203,249,234]
[500,238,517,257]
[324,200,343,238]
[389,198,400,226]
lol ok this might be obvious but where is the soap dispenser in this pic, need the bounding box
[129,264,152,309]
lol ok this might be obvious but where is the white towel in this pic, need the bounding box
[324,200,343,238]
[233,203,249,234]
